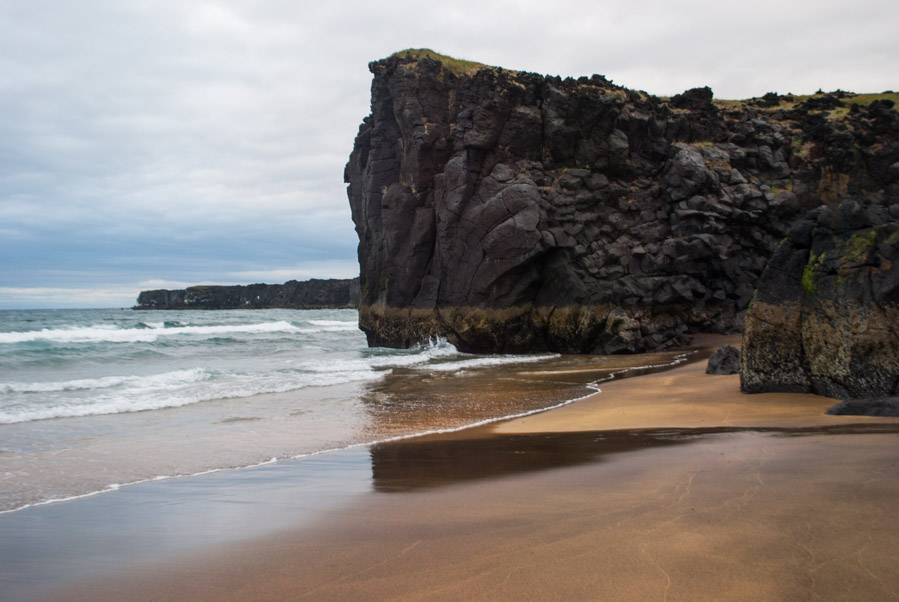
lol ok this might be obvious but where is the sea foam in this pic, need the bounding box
[0,368,208,394]
[423,353,560,372]
[0,365,384,424]
[0,320,306,345]
[305,320,360,331]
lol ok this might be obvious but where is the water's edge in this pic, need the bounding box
[1,350,697,515]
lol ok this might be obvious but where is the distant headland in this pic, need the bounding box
[134,278,360,310]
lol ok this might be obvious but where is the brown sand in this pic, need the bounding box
[496,334,898,434]
[54,335,899,601]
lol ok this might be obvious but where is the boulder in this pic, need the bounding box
[740,197,899,399]
[706,345,741,375]
[670,86,714,111]
[826,398,899,417]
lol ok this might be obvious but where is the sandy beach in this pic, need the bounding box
[30,335,899,600]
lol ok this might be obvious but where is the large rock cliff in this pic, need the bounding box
[134,278,360,310]
[346,49,899,353]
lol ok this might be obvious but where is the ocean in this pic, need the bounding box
[0,307,690,514]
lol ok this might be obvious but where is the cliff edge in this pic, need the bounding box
[346,49,899,353]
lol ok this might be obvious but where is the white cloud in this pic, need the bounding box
[0,286,139,309]
[227,260,360,283]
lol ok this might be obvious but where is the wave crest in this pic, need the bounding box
[0,321,305,345]
[0,366,384,424]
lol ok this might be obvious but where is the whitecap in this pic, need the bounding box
[0,366,385,425]
[0,368,209,394]
[0,321,305,345]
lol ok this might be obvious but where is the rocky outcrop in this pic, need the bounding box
[740,197,899,399]
[346,49,899,353]
[134,278,360,310]
[706,345,741,375]
[826,398,899,417]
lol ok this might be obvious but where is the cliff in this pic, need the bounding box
[134,278,360,310]
[346,49,899,353]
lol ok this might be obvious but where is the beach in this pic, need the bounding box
[4,4,898,601]
[5,334,893,601]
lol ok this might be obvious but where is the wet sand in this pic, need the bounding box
[31,335,899,600]
[496,334,890,433]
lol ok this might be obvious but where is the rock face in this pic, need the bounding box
[706,345,741,375]
[826,398,899,417]
[346,49,899,353]
[134,278,360,310]
[740,197,899,399]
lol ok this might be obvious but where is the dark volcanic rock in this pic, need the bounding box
[134,278,360,310]
[706,345,741,375]
[670,86,714,111]
[826,397,899,417]
[346,50,899,353]
[740,197,899,399]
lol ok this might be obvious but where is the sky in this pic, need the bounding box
[1,0,896,308]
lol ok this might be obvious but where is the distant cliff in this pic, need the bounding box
[346,49,899,353]
[134,278,360,310]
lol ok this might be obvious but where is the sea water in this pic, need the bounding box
[0,308,689,513]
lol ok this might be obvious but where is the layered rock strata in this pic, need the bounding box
[134,278,360,310]
[741,197,899,399]
[346,49,899,353]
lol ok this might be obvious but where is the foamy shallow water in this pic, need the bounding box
[0,308,689,513]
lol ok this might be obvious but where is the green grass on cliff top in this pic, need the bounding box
[388,51,898,106]
[713,91,898,111]
[389,48,491,75]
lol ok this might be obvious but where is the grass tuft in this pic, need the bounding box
[388,48,490,76]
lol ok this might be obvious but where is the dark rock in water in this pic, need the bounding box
[741,197,899,399]
[826,398,899,417]
[346,49,899,353]
[706,345,741,375]
[134,278,360,310]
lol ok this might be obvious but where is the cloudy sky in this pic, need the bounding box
[1,0,896,308]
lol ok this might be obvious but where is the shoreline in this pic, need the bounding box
[0,342,691,516]
[9,334,899,600]
[493,333,898,435]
